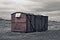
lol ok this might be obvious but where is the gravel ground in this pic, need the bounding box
[0,21,60,40]
[0,30,60,40]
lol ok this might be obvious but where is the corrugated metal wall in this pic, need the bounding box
[26,15,48,32]
[11,12,48,33]
[11,13,26,32]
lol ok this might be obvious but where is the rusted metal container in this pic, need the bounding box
[11,12,48,33]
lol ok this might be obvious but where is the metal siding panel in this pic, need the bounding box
[11,22,26,32]
[34,15,48,32]
[31,15,36,32]
[15,14,26,22]
[26,15,28,32]
[11,12,48,33]
[26,15,31,32]
[44,16,48,31]
[30,15,33,32]
[11,13,26,32]
[41,16,48,31]
[26,15,35,32]
[38,16,42,32]
[35,16,39,32]
[41,16,45,31]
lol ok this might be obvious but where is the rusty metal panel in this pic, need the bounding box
[11,12,48,33]
[11,14,26,23]
[15,14,26,22]
[11,22,26,32]
[11,13,26,32]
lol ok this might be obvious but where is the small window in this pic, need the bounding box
[15,13,21,17]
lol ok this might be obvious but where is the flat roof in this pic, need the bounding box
[11,12,48,16]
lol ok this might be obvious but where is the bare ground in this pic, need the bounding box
[0,28,60,40]
[0,21,60,40]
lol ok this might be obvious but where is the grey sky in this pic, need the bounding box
[0,0,60,21]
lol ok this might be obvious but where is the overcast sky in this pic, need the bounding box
[0,0,60,21]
